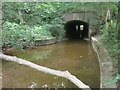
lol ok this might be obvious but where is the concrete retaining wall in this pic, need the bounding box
[35,38,67,46]
[91,37,117,88]
[35,38,58,46]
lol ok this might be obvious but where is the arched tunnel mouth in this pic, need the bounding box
[64,20,89,39]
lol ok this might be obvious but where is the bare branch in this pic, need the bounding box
[0,53,91,89]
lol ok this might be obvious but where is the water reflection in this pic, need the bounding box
[3,40,100,88]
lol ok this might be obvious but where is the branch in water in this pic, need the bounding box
[0,53,91,90]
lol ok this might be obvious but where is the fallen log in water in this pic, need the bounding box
[0,53,91,90]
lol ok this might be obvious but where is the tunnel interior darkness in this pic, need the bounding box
[64,20,89,39]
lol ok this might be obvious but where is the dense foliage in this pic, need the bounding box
[3,2,68,49]
[4,2,65,25]
[2,2,119,87]
[100,2,120,86]
[100,22,118,66]
[3,2,119,57]
[2,22,35,49]
[100,22,120,86]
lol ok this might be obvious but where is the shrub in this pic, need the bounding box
[2,22,66,50]
[32,24,53,40]
[49,25,66,39]
[100,22,119,86]
[100,22,119,70]
[2,22,35,49]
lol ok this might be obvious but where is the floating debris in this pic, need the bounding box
[54,65,58,67]
[80,56,83,57]
[57,84,60,87]
[42,84,48,88]
[61,82,65,88]
[28,82,37,88]
[83,66,86,69]
[84,38,89,41]
[54,77,58,79]
[44,84,48,88]
[53,83,57,86]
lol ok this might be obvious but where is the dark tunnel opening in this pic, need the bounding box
[64,20,89,39]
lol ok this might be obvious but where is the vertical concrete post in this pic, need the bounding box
[0,1,2,89]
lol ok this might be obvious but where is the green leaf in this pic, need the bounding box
[115,74,120,80]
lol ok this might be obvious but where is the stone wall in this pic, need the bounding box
[35,38,57,46]
[35,38,68,46]
[63,12,94,39]
[63,12,94,24]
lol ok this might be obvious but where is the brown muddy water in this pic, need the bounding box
[3,40,100,88]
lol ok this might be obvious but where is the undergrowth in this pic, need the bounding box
[2,21,65,50]
[100,22,120,86]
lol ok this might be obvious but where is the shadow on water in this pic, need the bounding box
[3,39,100,88]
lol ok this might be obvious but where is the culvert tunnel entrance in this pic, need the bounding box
[64,20,89,39]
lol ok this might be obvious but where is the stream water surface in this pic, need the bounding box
[3,40,100,88]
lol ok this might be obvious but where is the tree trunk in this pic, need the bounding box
[105,8,111,28]
[18,10,24,24]
[0,53,91,89]
[117,2,120,33]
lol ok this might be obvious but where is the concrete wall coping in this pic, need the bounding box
[91,36,117,88]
